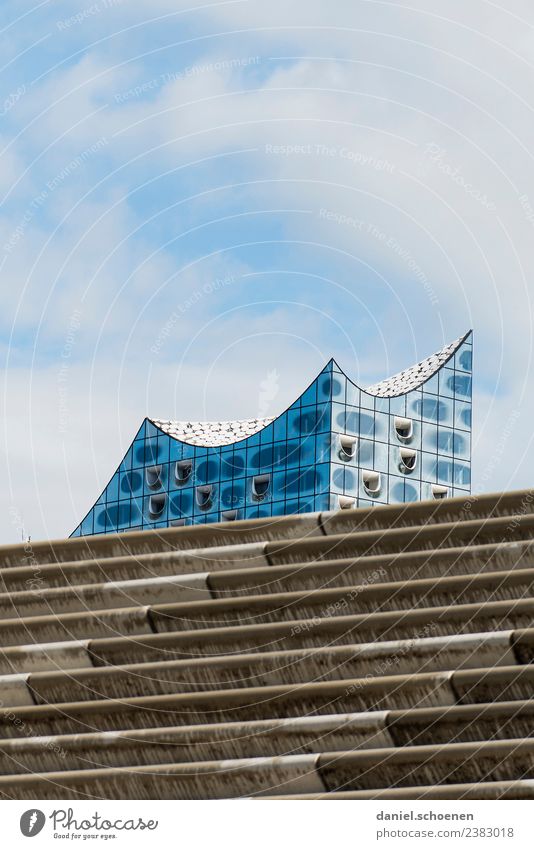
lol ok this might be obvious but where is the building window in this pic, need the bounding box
[252,474,270,500]
[175,460,193,484]
[338,434,357,461]
[221,509,239,521]
[362,470,381,496]
[394,416,413,441]
[399,448,417,474]
[148,493,166,517]
[196,485,213,509]
[146,465,162,489]
[432,484,448,500]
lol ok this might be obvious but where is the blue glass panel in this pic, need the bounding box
[81,514,93,535]
[343,468,357,493]
[331,465,344,493]
[453,461,471,486]
[359,412,375,437]
[301,382,317,407]
[389,396,406,416]
[300,436,315,466]
[336,408,358,432]
[422,453,438,480]
[360,391,374,410]
[439,368,456,399]
[413,396,446,422]
[317,375,333,402]
[331,375,345,401]
[374,441,388,473]
[421,424,437,453]
[358,439,373,466]
[424,373,439,394]
[374,412,388,441]
[456,348,472,372]
[106,473,119,502]
[437,458,453,484]
[315,463,329,493]
[346,382,360,407]
[437,429,455,455]
[274,414,287,442]
[451,373,472,399]
[455,401,472,430]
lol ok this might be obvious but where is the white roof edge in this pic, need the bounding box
[150,416,275,448]
[150,334,470,446]
[363,333,469,398]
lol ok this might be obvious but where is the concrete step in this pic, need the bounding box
[319,489,534,536]
[77,597,534,664]
[0,673,458,737]
[3,563,533,623]
[265,513,534,565]
[2,699,533,776]
[0,754,326,799]
[3,536,530,600]
[3,737,534,799]
[0,514,324,569]
[388,700,534,746]
[150,568,534,633]
[0,712,393,775]
[21,632,515,705]
[0,573,213,619]
[260,780,534,799]
[316,739,534,791]
[3,488,529,571]
[208,540,534,598]
[2,666,534,737]
[0,589,531,652]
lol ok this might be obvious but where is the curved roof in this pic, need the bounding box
[364,333,468,398]
[150,332,470,448]
[150,416,275,447]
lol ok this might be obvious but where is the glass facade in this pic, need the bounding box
[71,332,473,536]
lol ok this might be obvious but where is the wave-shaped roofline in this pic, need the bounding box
[150,331,472,448]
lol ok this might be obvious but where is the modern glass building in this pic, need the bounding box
[71,331,472,536]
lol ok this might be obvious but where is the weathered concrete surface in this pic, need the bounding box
[1,489,534,799]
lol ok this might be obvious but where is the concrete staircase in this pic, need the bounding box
[1,489,534,799]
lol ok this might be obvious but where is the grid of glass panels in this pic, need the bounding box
[71,334,472,536]
[329,335,472,509]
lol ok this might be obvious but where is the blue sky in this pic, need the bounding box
[1,0,533,542]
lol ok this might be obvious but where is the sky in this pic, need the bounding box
[1,0,533,543]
